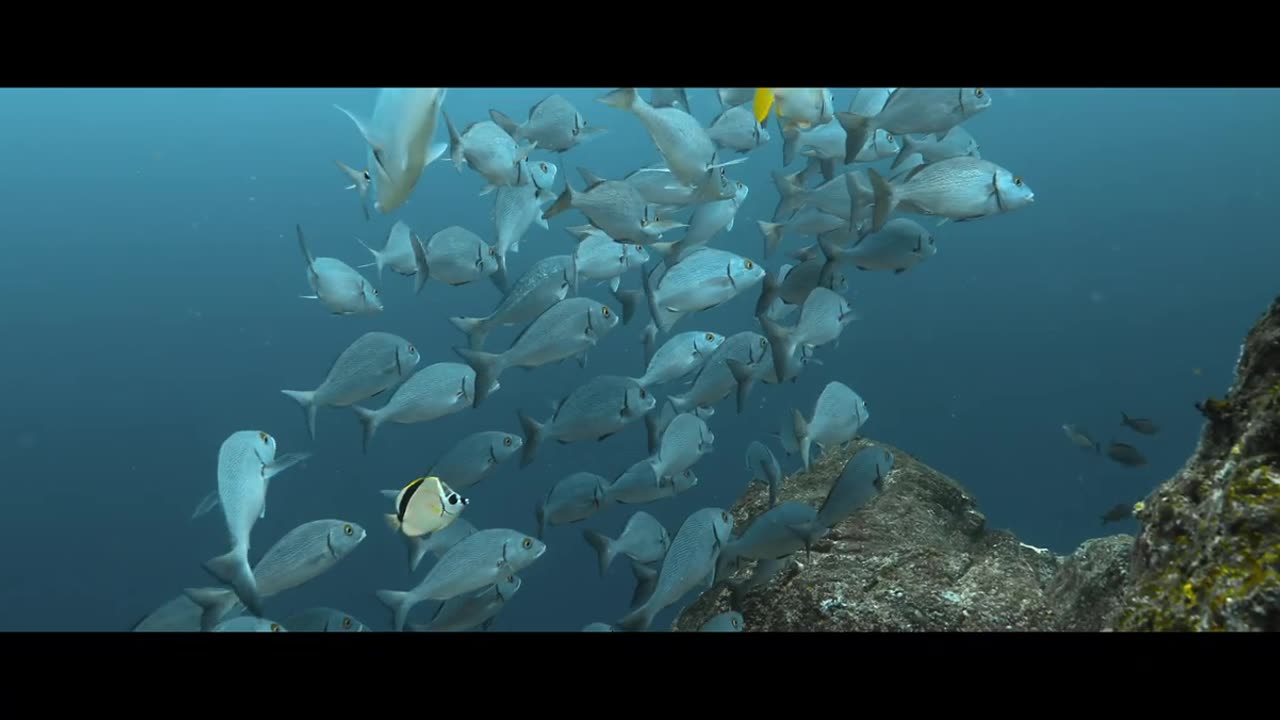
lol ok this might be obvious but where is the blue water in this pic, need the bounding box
[2,87,1276,632]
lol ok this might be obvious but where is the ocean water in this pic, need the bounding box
[2,87,1276,632]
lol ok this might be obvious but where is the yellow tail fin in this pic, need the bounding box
[753,88,776,124]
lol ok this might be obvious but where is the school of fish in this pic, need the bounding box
[133,87,1039,633]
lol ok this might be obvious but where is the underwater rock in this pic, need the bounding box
[672,437,1133,632]
[1114,294,1280,632]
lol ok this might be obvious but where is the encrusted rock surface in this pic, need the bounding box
[672,437,1133,632]
[1113,295,1280,631]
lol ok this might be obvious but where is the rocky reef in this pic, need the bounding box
[1113,295,1280,631]
[672,436,1134,632]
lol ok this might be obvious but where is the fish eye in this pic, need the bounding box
[343,523,353,536]
[975,88,985,97]
[602,306,612,318]
[507,574,515,583]
[760,338,767,348]
[362,170,371,181]
[447,493,459,505]
[736,182,744,189]
[744,259,754,270]
[639,388,647,398]
[731,617,740,629]
[1013,175,1023,186]
[540,162,548,172]
[258,431,270,444]
[522,537,533,549]
[705,332,714,341]
[489,248,497,256]
[408,344,416,354]
[641,218,649,227]
[270,623,281,632]
[342,617,352,629]
[634,244,642,251]
[503,436,513,447]
[721,512,730,523]
[373,288,380,295]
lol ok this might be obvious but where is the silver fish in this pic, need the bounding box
[700,611,744,632]
[280,331,419,440]
[536,472,609,537]
[131,593,240,632]
[371,513,479,575]
[571,229,650,288]
[849,87,896,116]
[831,217,937,274]
[644,247,766,333]
[756,209,847,258]
[456,297,620,408]
[607,462,699,505]
[490,94,606,153]
[202,430,310,617]
[771,87,835,132]
[185,519,366,631]
[745,440,783,507]
[333,88,448,215]
[759,286,854,380]
[795,382,870,470]
[867,157,1035,232]
[623,161,736,208]
[648,411,714,481]
[716,88,755,108]
[633,329,725,389]
[429,430,523,490]
[351,362,488,452]
[213,616,287,632]
[649,88,692,112]
[772,169,871,223]
[334,160,372,220]
[668,331,769,413]
[407,573,521,632]
[891,126,981,169]
[543,168,686,244]
[838,87,991,163]
[660,181,750,262]
[284,607,368,632]
[518,375,655,466]
[813,445,890,532]
[444,114,535,190]
[355,220,419,279]
[582,510,670,575]
[493,159,559,288]
[780,117,846,167]
[296,225,382,315]
[598,88,744,198]
[1063,424,1101,454]
[375,528,547,631]
[715,501,818,582]
[420,225,501,288]
[617,507,734,631]
[450,254,577,351]
[708,105,770,154]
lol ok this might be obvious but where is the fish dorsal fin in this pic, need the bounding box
[902,163,930,184]
[578,167,609,191]
[551,395,569,422]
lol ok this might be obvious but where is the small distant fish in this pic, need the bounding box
[759,286,854,381]
[633,328,725,389]
[490,94,606,153]
[715,501,818,582]
[1100,503,1133,525]
[582,510,671,575]
[518,375,655,466]
[643,247,766,333]
[812,445,890,532]
[407,574,521,632]
[745,441,783,507]
[355,220,419,279]
[708,105,771,154]
[543,168,686,244]
[571,230,650,290]
[536,472,609,538]
[444,114,536,189]
[295,225,382,315]
[385,476,469,539]
[837,87,991,165]
[668,331,768,414]
[606,461,699,505]
[1106,441,1148,467]
[648,411,714,482]
[794,382,870,470]
[334,160,371,220]
[617,508,734,631]
[350,362,488,451]
[419,225,502,288]
[1062,424,1101,454]
[493,160,559,287]
[891,126,981,170]
[428,430,523,490]
[284,607,368,632]
[450,254,576,351]
[756,209,847,257]
[280,331,419,440]
[1121,413,1160,435]
[826,218,937,275]
[699,611,744,632]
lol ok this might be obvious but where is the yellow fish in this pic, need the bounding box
[385,475,469,538]
[753,88,776,124]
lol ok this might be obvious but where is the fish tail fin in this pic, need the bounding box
[453,347,503,408]
[351,405,381,455]
[780,124,800,167]
[757,220,784,258]
[354,236,385,282]
[629,560,659,609]
[759,314,795,383]
[891,135,919,170]
[835,111,875,168]
[489,257,510,294]
[754,267,781,317]
[727,359,757,416]
[641,262,665,334]
[616,601,655,632]
[183,587,239,632]
[517,410,544,468]
[374,589,414,632]
[772,169,805,221]
[411,231,431,295]
[449,316,490,351]
[279,389,318,440]
[867,168,895,234]
[582,529,617,576]
[203,547,263,618]
[598,87,640,111]
[793,408,813,471]
[489,108,520,137]
[443,110,465,172]
[613,288,643,326]
[542,181,577,221]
